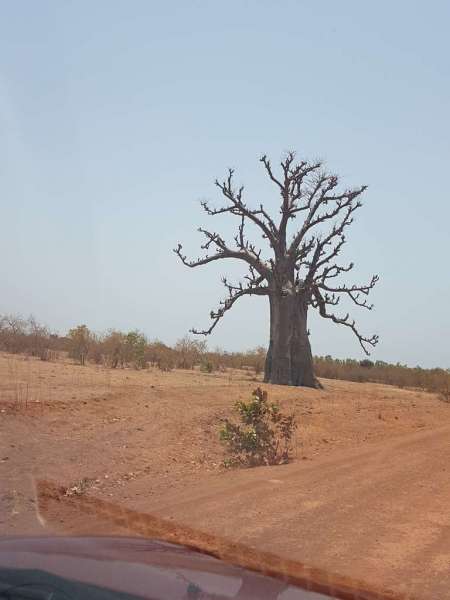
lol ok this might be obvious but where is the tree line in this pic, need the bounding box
[0,314,266,373]
[0,313,448,401]
[315,355,449,400]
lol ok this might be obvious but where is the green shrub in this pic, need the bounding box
[220,387,297,468]
[125,330,148,369]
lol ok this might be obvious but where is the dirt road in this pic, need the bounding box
[35,425,450,599]
[144,424,450,599]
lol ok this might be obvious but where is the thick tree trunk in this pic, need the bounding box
[264,291,317,387]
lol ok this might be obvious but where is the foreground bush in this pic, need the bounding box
[220,388,297,468]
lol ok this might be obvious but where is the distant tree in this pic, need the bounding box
[0,314,27,354]
[175,335,207,369]
[102,330,126,368]
[176,151,378,387]
[88,333,104,365]
[68,325,92,365]
[146,340,175,371]
[375,360,388,368]
[27,315,51,360]
[359,359,374,368]
[124,330,147,369]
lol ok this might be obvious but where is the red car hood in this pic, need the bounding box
[0,536,331,600]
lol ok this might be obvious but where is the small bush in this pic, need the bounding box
[200,360,214,373]
[439,381,450,403]
[359,359,374,368]
[68,324,92,365]
[64,477,94,497]
[220,387,297,468]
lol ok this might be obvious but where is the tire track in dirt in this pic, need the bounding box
[137,425,450,600]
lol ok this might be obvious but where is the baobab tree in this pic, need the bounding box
[175,152,379,387]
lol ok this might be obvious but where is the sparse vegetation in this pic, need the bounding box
[0,314,65,359]
[314,355,450,400]
[220,387,297,467]
[174,335,207,369]
[0,312,449,400]
[200,359,214,373]
[68,325,92,366]
[64,477,95,497]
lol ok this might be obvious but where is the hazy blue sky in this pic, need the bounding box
[1,1,449,367]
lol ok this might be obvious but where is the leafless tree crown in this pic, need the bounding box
[175,152,378,354]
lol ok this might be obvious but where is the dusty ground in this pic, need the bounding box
[1,352,449,598]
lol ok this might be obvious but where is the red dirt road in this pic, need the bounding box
[36,425,450,600]
[141,424,450,599]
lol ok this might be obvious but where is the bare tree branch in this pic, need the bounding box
[288,182,366,258]
[259,154,284,192]
[191,273,269,335]
[261,153,324,255]
[202,169,278,246]
[312,286,379,355]
[316,275,379,309]
[174,225,270,277]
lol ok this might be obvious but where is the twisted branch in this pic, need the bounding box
[191,273,269,335]
[312,286,379,355]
